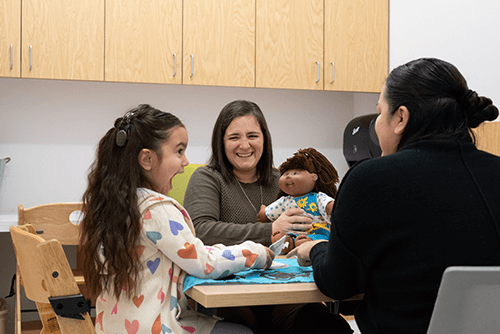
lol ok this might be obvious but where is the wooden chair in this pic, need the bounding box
[10,224,95,333]
[15,203,86,334]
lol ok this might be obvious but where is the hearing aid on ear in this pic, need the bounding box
[116,129,128,147]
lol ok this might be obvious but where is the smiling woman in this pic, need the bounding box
[183,100,352,334]
[223,114,264,183]
[184,100,279,247]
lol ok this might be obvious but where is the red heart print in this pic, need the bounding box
[177,242,197,259]
[242,249,259,268]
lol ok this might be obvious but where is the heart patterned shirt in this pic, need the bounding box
[95,188,267,334]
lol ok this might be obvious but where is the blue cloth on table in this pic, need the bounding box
[183,258,313,292]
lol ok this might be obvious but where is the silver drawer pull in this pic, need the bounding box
[331,62,335,84]
[173,53,177,77]
[316,61,320,83]
[190,54,194,78]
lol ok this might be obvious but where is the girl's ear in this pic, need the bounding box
[394,106,410,135]
[311,173,318,182]
[138,149,153,171]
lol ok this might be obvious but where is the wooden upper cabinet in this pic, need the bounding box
[183,0,255,87]
[0,0,21,77]
[105,0,182,84]
[22,0,104,81]
[325,0,388,93]
[473,122,500,156]
[256,0,323,90]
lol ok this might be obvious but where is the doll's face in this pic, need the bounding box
[279,169,318,197]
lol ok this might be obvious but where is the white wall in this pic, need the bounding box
[0,79,378,213]
[390,0,500,106]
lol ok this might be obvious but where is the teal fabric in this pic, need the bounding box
[183,258,313,292]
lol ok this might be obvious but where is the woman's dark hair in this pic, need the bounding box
[385,58,498,150]
[80,104,184,299]
[208,100,274,185]
[277,147,339,199]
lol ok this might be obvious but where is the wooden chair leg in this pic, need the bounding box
[15,266,21,334]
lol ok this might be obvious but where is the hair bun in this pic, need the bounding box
[460,89,499,128]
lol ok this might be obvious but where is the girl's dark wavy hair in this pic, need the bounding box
[208,100,274,185]
[277,147,339,199]
[385,58,498,151]
[79,104,184,300]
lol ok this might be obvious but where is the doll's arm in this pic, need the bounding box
[257,205,271,222]
[326,200,334,216]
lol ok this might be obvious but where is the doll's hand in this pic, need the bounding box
[257,205,271,222]
[264,247,275,269]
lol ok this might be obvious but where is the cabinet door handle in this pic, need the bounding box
[29,46,33,71]
[331,62,335,84]
[10,44,13,70]
[173,53,177,77]
[316,61,320,83]
[190,54,194,78]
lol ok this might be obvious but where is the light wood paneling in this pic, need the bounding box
[105,0,182,84]
[473,122,500,156]
[22,0,104,80]
[256,0,323,90]
[0,0,21,77]
[324,0,388,93]
[183,0,255,87]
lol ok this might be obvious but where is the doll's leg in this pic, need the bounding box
[294,234,312,247]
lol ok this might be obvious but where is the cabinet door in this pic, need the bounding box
[22,0,104,80]
[256,0,323,90]
[183,0,255,87]
[106,0,182,84]
[0,0,20,77]
[325,0,388,93]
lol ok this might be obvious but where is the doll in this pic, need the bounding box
[258,148,339,254]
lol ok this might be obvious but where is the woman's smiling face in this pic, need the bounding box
[223,115,264,182]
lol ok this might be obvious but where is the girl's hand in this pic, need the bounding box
[264,247,275,269]
[286,240,327,267]
[272,208,312,237]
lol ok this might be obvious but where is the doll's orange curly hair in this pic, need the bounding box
[277,147,339,199]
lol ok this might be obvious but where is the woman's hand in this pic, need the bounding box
[286,240,327,267]
[272,208,313,237]
[264,247,275,269]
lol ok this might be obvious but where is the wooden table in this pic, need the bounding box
[185,281,363,309]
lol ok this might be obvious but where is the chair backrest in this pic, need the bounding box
[10,224,95,333]
[427,266,500,334]
[10,225,49,303]
[18,203,84,245]
[167,164,204,205]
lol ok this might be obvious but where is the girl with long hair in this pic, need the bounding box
[80,104,273,334]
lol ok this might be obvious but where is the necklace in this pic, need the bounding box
[237,180,263,213]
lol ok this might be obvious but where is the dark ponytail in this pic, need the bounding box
[385,58,498,150]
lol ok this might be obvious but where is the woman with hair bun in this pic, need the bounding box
[289,58,500,334]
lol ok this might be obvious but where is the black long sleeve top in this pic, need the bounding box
[311,140,500,334]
